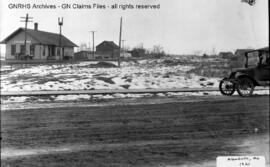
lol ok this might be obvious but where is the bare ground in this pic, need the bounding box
[1,95,269,167]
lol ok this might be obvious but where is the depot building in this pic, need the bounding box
[1,23,77,60]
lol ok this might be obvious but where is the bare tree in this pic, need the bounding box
[79,42,88,51]
[193,50,203,56]
[150,45,166,58]
[152,45,164,54]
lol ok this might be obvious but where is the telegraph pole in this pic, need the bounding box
[58,17,63,60]
[118,17,122,67]
[20,13,33,58]
[88,42,91,51]
[91,31,96,58]
[121,39,126,54]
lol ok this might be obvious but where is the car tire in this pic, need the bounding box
[236,78,254,97]
[219,78,235,96]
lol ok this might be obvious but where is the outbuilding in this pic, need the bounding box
[218,52,233,59]
[95,41,119,59]
[74,51,95,60]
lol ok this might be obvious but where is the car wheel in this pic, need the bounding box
[236,78,254,97]
[219,78,235,95]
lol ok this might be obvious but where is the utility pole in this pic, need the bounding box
[118,17,123,67]
[121,39,126,54]
[88,42,91,51]
[20,13,33,58]
[58,17,63,60]
[90,31,96,59]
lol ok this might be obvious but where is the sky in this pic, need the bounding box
[0,0,268,55]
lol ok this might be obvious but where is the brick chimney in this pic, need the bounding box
[34,23,38,30]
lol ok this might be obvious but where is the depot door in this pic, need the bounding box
[48,46,55,58]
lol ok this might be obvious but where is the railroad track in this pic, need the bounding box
[1,87,268,97]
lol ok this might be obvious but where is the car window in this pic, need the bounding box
[261,52,269,65]
[247,52,259,67]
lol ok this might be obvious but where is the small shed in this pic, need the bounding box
[74,51,94,60]
[96,41,119,59]
[218,52,233,59]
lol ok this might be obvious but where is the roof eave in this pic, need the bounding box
[0,40,6,44]
[0,28,24,44]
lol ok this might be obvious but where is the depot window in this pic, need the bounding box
[57,48,60,56]
[30,45,35,55]
[11,45,16,55]
[43,46,46,56]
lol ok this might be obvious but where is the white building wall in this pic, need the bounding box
[32,45,49,60]
[5,31,38,60]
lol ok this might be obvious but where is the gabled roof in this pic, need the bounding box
[97,41,119,49]
[1,28,78,47]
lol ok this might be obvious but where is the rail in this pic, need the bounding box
[1,87,268,97]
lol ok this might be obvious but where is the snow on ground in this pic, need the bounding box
[1,58,269,103]
[0,92,210,104]
[1,58,220,92]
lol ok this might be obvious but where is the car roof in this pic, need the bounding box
[246,47,269,54]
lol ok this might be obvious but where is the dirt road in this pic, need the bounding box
[1,95,269,167]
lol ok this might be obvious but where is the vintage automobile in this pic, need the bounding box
[219,47,269,97]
